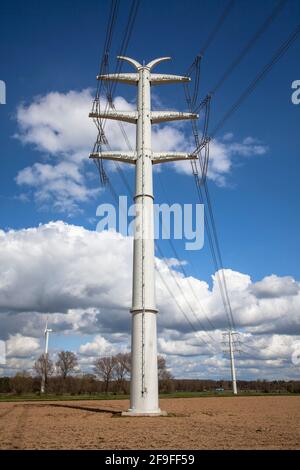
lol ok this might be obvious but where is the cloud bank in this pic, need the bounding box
[0,222,299,379]
[15,89,268,212]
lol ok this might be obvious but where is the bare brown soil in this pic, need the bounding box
[0,396,299,450]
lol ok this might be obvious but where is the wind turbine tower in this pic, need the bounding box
[40,318,52,394]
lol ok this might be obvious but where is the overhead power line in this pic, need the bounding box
[183,85,236,333]
[99,149,220,347]
[187,14,300,360]
[187,18,300,339]
[94,155,220,351]
[91,2,220,353]
[209,0,288,96]
[156,172,218,333]
[198,0,236,57]
[184,0,236,109]
[211,23,300,137]
[154,243,220,348]
[93,2,222,347]
[91,0,140,183]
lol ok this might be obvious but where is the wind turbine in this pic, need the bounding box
[40,317,52,394]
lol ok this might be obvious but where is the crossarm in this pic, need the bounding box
[152,152,197,164]
[97,73,138,84]
[89,111,137,124]
[151,111,198,124]
[150,74,190,85]
[89,152,137,164]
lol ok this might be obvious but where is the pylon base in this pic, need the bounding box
[122,409,167,417]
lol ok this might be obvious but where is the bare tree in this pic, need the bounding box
[158,355,168,378]
[94,356,116,394]
[114,352,131,393]
[56,351,78,379]
[34,353,54,392]
[34,354,54,377]
[158,355,173,392]
[115,352,131,378]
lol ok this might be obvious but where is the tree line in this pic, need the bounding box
[0,351,173,395]
[0,350,299,395]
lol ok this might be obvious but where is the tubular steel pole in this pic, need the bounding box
[128,64,160,415]
[89,56,198,416]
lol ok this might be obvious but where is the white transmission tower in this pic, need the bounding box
[90,56,198,415]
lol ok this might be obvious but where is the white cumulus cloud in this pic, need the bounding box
[79,335,116,357]
[6,333,40,358]
[14,89,268,212]
[0,222,299,378]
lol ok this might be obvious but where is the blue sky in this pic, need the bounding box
[0,0,300,380]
